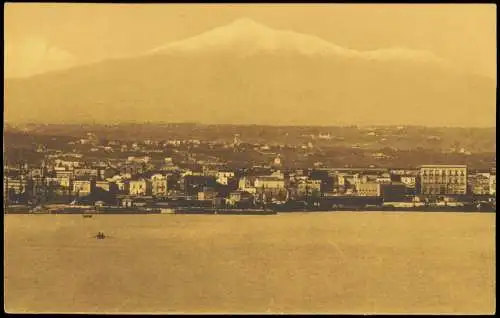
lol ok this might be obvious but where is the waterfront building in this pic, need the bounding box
[3,177,30,197]
[72,179,96,197]
[296,179,322,197]
[468,172,492,196]
[151,174,168,197]
[254,176,285,190]
[227,191,254,206]
[418,165,467,195]
[490,173,496,196]
[356,182,381,197]
[95,181,112,192]
[238,176,257,194]
[336,173,360,187]
[198,187,216,201]
[129,178,152,196]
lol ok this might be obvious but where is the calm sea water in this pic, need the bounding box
[4,212,496,314]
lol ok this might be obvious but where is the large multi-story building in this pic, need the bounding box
[151,174,168,197]
[419,165,467,195]
[468,172,492,196]
[336,173,360,187]
[296,179,322,197]
[238,176,257,194]
[72,179,96,197]
[254,176,285,191]
[490,173,496,196]
[129,178,152,196]
[216,171,235,185]
[3,177,31,197]
[356,182,381,197]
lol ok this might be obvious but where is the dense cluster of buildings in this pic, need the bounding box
[4,151,496,210]
[3,132,496,211]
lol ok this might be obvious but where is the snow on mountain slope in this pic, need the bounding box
[148,17,447,64]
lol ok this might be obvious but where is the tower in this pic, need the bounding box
[232,134,241,152]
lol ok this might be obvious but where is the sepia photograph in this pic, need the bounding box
[3,3,496,314]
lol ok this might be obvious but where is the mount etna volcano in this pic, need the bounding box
[4,18,496,127]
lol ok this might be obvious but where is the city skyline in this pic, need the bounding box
[3,4,496,314]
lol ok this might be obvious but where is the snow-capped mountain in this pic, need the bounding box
[148,18,448,65]
[3,18,495,127]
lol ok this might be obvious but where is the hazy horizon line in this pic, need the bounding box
[4,121,496,130]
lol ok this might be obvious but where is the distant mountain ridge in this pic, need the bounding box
[4,18,496,127]
[148,18,449,65]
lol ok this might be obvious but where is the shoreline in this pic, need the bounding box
[4,209,496,215]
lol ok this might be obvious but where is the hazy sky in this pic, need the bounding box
[4,3,497,79]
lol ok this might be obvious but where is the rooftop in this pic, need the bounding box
[419,165,468,168]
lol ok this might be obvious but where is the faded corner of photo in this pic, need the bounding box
[3,3,496,315]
